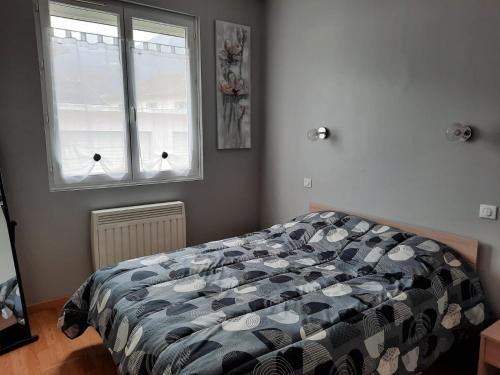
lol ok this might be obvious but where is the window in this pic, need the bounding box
[35,0,202,190]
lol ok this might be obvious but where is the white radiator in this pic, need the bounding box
[91,201,186,270]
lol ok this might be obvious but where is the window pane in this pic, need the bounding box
[131,18,192,175]
[48,2,128,181]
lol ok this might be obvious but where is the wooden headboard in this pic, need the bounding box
[309,202,479,269]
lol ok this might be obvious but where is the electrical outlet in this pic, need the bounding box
[303,178,312,188]
[479,204,497,220]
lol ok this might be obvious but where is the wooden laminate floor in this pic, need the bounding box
[0,304,481,375]
[0,306,116,374]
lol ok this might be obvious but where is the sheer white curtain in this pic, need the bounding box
[131,41,194,179]
[49,27,129,183]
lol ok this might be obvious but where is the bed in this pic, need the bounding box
[0,277,24,327]
[59,202,489,374]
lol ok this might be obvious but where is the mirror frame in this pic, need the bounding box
[0,170,38,355]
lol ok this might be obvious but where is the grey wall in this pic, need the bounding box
[2,0,499,317]
[262,0,500,315]
[0,0,264,304]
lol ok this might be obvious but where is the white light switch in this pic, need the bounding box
[479,204,497,220]
[303,178,312,188]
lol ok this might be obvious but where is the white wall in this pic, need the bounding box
[262,0,500,316]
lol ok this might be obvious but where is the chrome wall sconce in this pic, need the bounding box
[446,123,473,142]
[307,127,329,141]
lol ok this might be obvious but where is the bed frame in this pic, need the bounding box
[309,202,479,269]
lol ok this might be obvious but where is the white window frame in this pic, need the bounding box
[33,0,203,191]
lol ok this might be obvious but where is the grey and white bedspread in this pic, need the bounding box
[60,211,488,375]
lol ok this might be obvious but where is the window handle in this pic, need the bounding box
[130,106,137,123]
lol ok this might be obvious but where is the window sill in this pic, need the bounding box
[48,174,203,192]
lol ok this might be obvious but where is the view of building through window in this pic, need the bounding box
[131,18,191,174]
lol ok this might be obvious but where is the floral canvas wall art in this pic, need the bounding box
[216,21,251,149]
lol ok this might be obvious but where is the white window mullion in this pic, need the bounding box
[119,8,136,184]
[122,8,141,183]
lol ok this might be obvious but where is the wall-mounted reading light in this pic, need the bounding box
[446,123,472,142]
[307,127,329,141]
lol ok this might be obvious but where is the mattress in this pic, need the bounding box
[60,211,488,374]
